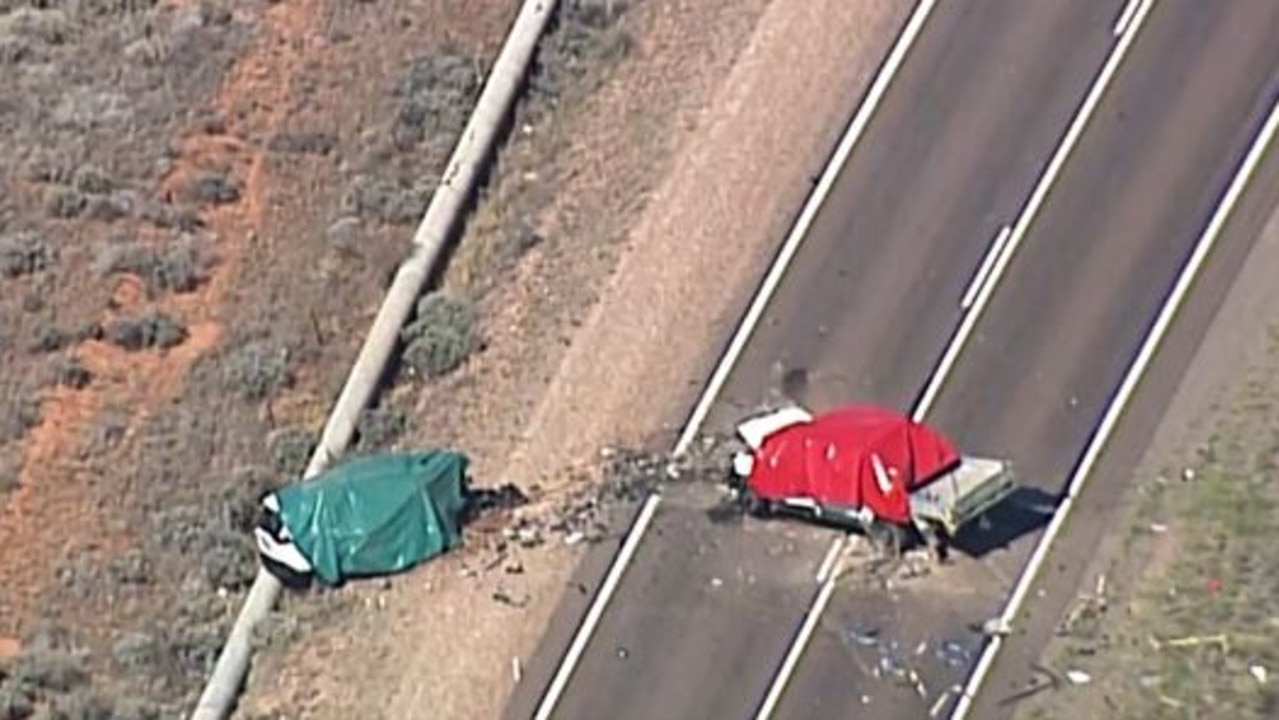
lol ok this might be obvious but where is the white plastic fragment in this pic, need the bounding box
[1066,670,1092,685]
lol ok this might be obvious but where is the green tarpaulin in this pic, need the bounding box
[275,450,469,585]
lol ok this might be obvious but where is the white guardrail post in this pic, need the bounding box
[190,2,559,717]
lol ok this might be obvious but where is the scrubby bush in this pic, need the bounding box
[92,237,210,294]
[44,188,87,219]
[391,52,481,154]
[224,341,293,402]
[401,292,478,379]
[9,629,89,694]
[355,404,407,451]
[71,165,113,195]
[103,310,187,351]
[0,396,41,444]
[53,358,92,389]
[22,151,75,185]
[84,192,133,222]
[268,426,316,477]
[339,174,431,226]
[138,202,201,231]
[267,131,337,155]
[0,682,35,719]
[29,326,72,354]
[181,171,240,205]
[530,0,633,107]
[0,231,54,278]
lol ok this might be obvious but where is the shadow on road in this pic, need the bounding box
[951,485,1058,559]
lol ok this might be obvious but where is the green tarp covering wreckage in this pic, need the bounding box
[273,450,469,585]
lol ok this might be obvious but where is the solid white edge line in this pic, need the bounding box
[911,0,1158,424]
[527,1,942,717]
[532,493,663,720]
[673,0,941,456]
[961,225,1012,310]
[816,536,847,584]
[754,560,845,720]
[1113,0,1140,36]
[949,78,1279,720]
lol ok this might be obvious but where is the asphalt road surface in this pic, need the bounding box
[503,1,1279,719]
[773,0,1279,718]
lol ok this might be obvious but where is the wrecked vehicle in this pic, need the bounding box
[254,450,470,587]
[729,404,1016,554]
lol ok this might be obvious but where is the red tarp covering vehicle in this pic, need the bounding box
[736,404,963,525]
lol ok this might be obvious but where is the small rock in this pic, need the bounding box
[1250,664,1268,684]
[1149,523,1168,534]
[564,531,585,546]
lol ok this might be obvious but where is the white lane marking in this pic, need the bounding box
[1113,0,1147,36]
[527,1,943,716]
[949,77,1279,720]
[532,494,662,720]
[754,556,846,720]
[673,0,942,456]
[911,0,1159,423]
[815,536,846,584]
[961,224,1012,310]
[754,3,1164,717]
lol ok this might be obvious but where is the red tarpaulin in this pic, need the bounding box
[746,404,960,524]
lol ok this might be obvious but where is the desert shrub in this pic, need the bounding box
[268,426,316,477]
[65,0,158,18]
[401,292,478,379]
[267,131,337,155]
[105,550,152,586]
[0,231,54,278]
[339,174,431,226]
[0,682,35,719]
[530,0,633,107]
[44,189,87,219]
[103,310,187,351]
[29,326,72,354]
[150,501,257,592]
[22,151,75,185]
[109,632,157,672]
[181,171,240,205]
[224,341,293,402]
[92,237,210,294]
[355,404,407,451]
[9,629,89,694]
[83,192,134,222]
[53,358,92,389]
[0,396,41,444]
[71,165,113,195]
[138,201,201,231]
[391,52,481,154]
[0,7,71,46]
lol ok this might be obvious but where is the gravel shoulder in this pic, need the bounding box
[1010,175,1279,718]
